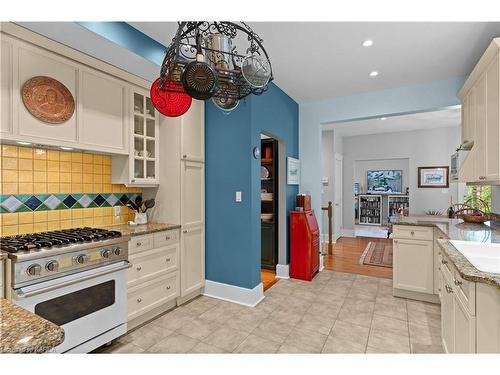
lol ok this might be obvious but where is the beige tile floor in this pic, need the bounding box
[93,271,443,354]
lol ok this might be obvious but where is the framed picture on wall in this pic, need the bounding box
[418,166,449,188]
[287,157,300,185]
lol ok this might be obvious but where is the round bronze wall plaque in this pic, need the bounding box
[21,76,75,124]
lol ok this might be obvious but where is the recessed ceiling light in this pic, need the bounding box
[60,146,73,151]
[362,40,373,47]
[381,117,387,120]
[369,71,379,77]
[16,141,32,146]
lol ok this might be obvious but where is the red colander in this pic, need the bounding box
[150,78,192,117]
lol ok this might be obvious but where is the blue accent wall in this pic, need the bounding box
[205,83,298,289]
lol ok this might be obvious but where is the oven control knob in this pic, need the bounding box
[46,261,59,272]
[113,247,122,256]
[27,264,42,276]
[101,249,112,258]
[75,254,89,265]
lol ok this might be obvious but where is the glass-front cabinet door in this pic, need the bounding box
[130,89,159,185]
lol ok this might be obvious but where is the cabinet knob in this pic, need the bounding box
[137,298,142,303]
[166,258,171,262]
[132,179,136,182]
[166,286,171,290]
[479,176,486,180]
[454,279,462,286]
[410,231,415,235]
[183,230,188,234]
[445,285,453,294]
[165,236,171,240]
[136,266,142,271]
[394,240,398,244]
[182,154,187,159]
[441,259,448,265]
[136,241,142,246]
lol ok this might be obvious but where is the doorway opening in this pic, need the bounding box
[260,135,279,290]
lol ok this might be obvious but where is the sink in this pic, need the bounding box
[449,240,500,274]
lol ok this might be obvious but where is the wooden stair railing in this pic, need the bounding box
[321,201,333,255]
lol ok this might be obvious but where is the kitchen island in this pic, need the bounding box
[0,298,64,353]
[392,215,500,353]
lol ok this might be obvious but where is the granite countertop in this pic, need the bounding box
[100,222,181,237]
[0,299,64,353]
[392,215,500,289]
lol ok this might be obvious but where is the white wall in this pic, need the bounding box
[341,126,463,230]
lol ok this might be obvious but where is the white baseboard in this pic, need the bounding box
[341,229,356,237]
[276,264,290,279]
[203,280,264,307]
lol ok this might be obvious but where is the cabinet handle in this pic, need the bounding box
[441,259,448,265]
[166,286,171,290]
[165,236,171,240]
[445,285,453,294]
[136,241,142,246]
[183,230,188,233]
[166,258,171,262]
[137,298,142,303]
[410,231,415,236]
[182,154,187,159]
[454,279,462,286]
[394,240,398,244]
[479,176,486,180]
[136,266,142,271]
[131,179,136,183]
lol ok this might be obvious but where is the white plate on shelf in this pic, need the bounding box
[261,166,270,179]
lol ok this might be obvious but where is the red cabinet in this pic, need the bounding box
[290,210,319,281]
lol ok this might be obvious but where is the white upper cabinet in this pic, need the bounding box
[17,43,79,143]
[459,38,500,184]
[181,160,204,228]
[79,68,129,153]
[0,25,151,156]
[181,100,205,162]
[111,87,159,186]
[1,39,12,135]
[485,55,500,181]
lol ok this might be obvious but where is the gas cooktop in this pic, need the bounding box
[0,227,122,253]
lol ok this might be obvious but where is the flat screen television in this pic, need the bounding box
[367,170,402,194]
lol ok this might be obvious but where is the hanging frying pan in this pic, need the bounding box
[212,96,239,112]
[241,54,271,88]
[181,54,218,100]
[150,78,192,117]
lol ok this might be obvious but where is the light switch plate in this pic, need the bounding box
[114,206,121,216]
[236,191,242,202]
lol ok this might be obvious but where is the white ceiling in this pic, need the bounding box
[323,107,461,137]
[129,22,500,103]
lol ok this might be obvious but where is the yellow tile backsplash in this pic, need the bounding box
[0,145,142,236]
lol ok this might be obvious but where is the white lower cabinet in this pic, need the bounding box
[393,236,434,295]
[440,267,455,353]
[126,229,181,328]
[128,272,179,323]
[453,293,476,353]
[180,225,205,297]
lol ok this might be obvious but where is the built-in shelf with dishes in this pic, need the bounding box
[261,138,278,270]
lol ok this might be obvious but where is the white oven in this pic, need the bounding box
[11,260,129,353]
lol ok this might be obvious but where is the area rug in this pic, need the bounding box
[359,242,393,268]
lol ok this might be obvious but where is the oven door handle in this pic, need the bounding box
[14,261,131,299]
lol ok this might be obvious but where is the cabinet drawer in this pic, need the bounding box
[453,270,476,316]
[128,244,179,287]
[154,229,180,248]
[439,252,455,282]
[127,271,179,322]
[128,234,153,254]
[394,225,434,241]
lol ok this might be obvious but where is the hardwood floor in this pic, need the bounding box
[324,237,393,279]
[261,269,278,291]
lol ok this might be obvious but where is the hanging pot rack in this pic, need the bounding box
[157,21,274,103]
